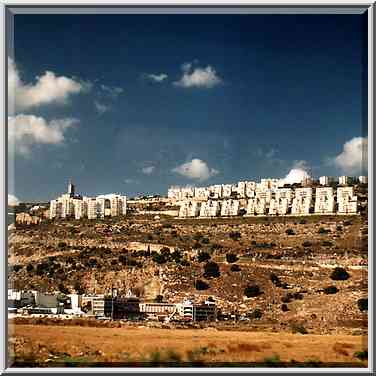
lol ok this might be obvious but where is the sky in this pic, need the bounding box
[8,13,368,203]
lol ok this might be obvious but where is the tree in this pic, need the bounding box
[226,253,238,263]
[154,295,164,303]
[357,298,368,312]
[285,228,295,236]
[197,251,211,263]
[323,286,338,294]
[203,261,220,278]
[244,285,262,298]
[230,264,241,272]
[152,253,167,264]
[330,267,350,281]
[26,263,34,273]
[194,280,210,290]
[229,231,241,241]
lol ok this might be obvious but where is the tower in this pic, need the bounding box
[68,180,75,197]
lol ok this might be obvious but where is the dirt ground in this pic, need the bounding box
[9,324,368,367]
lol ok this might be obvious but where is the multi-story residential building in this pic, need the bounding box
[319,176,329,186]
[359,176,368,184]
[194,187,210,200]
[339,176,349,185]
[222,184,233,198]
[208,184,223,199]
[175,300,217,322]
[314,187,335,214]
[220,199,240,216]
[179,201,201,218]
[291,188,313,215]
[199,200,221,217]
[49,182,127,220]
[337,187,358,214]
[245,181,256,198]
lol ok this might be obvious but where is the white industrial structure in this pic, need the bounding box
[314,187,335,214]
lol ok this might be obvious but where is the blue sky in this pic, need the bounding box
[8,13,367,202]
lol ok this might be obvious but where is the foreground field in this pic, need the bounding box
[9,324,368,367]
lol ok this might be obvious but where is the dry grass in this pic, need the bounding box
[9,324,368,367]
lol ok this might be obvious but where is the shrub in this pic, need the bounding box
[270,273,282,287]
[281,293,293,303]
[291,323,308,334]
[323,286,338,294]
[321,240,334,247]
[194,280,210,290]
[229,231,241,241]
[197,251,211,263]
[330,267,350,281]
[281,304,289,312]
[357,298,368,312]
[318,227,330,234]
[58,241,67,249]
[293,292,304,300]
[244,284,261,298]
[285,228,295,236]
[299,219,307,225]
[154,295,164,303]
[152,253,167,264]
[26,264,34,273]
[58,283,70,295]
[12,264,23,273]
[226,253,238,263]
[247,308,263,319]
[203,261,220,278]
[201,237,210,244]
[354,350,368,361]
[230,264,241,272]
[302,241,312,248]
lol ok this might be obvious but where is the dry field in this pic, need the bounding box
[9,324,368,367]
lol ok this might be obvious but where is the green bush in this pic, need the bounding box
[230,264,241,272]
[330,267,350,281]
[323,286,338,294]
[357,298,368,312]
[194,280,210,290]
[285,228,295,235]
[354,350,368,361]
[203,261,220,278]
[197,251,211,263]
[244,284,261,298]
[226,253,238,263]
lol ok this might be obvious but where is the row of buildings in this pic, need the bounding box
[49,182,127,220]
[168,175,367,202]
[178,186,359,217]
[8,289,217,323]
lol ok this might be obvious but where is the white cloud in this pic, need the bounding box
[94,101,110,114]
[8,114,77,155]
[8,57,85,112]
[8,194,20,206]
[141,166,155,175]
[334,137,368,175]
[146,73,168,83]
[172,158,219,181]
[282,160,310,185]
[174,62,223,88]
[100,84,124,98]
[124,178,139,184]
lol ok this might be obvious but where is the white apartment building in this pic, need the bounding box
[222,184,233,198]
[220,199,240,216]
[245,181,256,198]
[194,187,210,200]
[319,176,329,186]
[337,187,358,214]
[208,184,223,199]
[199,200,221,217]
[339,176,349,185]
[49,182,127,220]
[359,176,368,184]
[314,187,335,214]
[291,188,313,215]
[179,200,201,218]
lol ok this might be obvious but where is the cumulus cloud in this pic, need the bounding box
[8,57,85,112]
[141,166,155,175]
[145,73,168,83]
[282,160,310,185]
[94,101,110,114]
[174,62,223,88]
[8,114,77,155]
[172,158,219,181]
[334,137,368,175]
[8,194,20,206]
